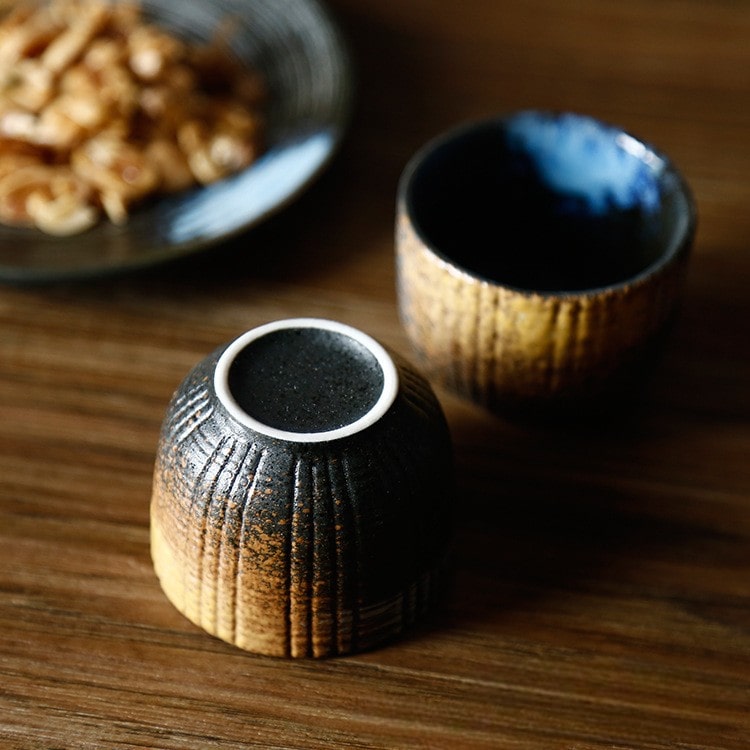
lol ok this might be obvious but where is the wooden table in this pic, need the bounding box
[2,0,749,747]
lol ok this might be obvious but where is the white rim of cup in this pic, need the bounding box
[213,318,400,443]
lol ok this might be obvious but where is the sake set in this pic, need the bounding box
[150,110,696,657]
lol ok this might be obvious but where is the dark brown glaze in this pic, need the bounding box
[151,343,453,658]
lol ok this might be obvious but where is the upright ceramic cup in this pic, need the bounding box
[396,110,696,416]
[151,318,453,658]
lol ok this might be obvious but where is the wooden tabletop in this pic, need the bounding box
[2,0,749,747]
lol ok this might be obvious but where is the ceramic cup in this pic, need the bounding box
[396,110,696,416]
[150,318,453,658]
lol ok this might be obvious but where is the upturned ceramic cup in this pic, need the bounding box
[396,110,696,416]
[150,318,453,658]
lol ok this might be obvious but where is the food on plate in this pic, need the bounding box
[0,0,266,235]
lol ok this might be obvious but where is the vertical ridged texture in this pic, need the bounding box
[396,210,691,412]
[151,346,452,658]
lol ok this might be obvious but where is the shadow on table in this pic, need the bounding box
[432,282,750,630]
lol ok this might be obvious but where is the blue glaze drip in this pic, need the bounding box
[404,111,687,291]
[504,112,662,216]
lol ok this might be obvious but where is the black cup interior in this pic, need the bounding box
[403,114,693,292]
[227,327,385,434]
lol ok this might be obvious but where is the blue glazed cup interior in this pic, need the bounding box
[402,111,695,293]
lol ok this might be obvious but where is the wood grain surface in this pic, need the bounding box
[1,0,749,748]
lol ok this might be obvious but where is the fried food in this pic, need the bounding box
[0,0,266,235]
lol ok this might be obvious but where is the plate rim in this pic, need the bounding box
[0,0,355,284]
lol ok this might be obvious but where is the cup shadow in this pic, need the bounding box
[650,268,750,420]
[426,230,750,633]
[429,369,738,633]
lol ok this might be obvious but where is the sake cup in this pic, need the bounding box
[150,318,453,658]
[396,110,696,416]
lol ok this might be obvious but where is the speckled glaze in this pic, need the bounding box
[396,111,696,415]
[150,319,453,658]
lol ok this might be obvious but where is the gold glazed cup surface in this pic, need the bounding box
[395,111,696,417]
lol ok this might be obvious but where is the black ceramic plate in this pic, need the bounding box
[0,0,353,282]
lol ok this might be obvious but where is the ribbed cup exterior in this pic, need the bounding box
[396,210,692,412]
[151,346,452,658]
